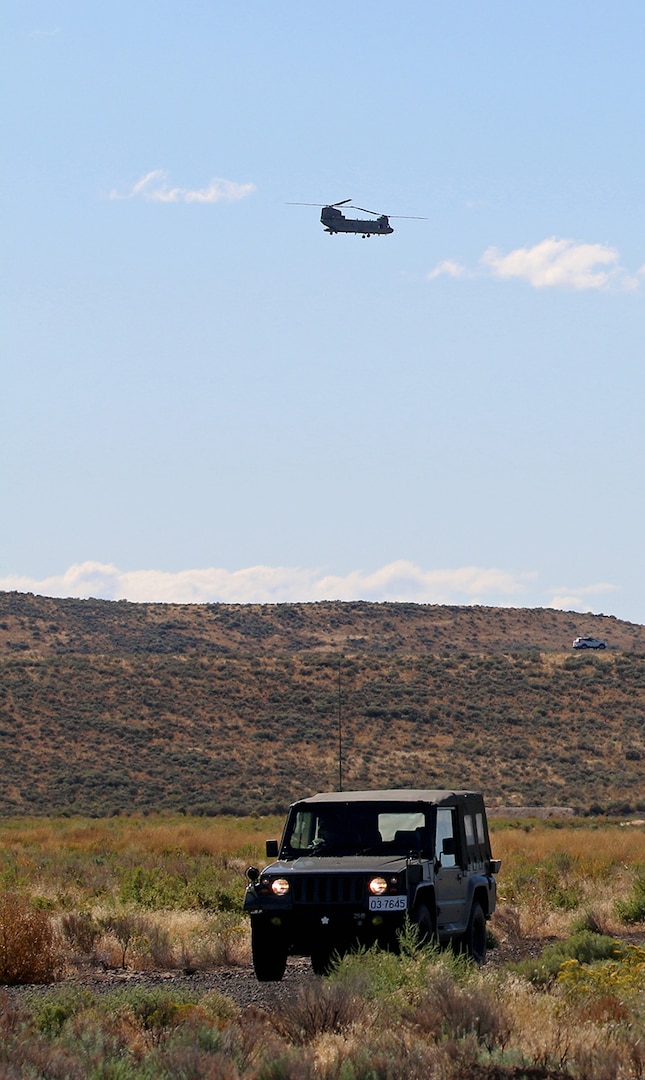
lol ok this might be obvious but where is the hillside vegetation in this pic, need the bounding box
[2,591,645,816]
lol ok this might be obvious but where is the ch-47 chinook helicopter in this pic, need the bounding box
[287,198,426,237]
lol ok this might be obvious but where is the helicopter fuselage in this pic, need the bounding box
[320,206,393,236]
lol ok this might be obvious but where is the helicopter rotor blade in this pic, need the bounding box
[348,205,380,216]
[286,198,352,208]
[349,205,428,219]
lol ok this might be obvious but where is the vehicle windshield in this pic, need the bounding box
[281,802,432,858]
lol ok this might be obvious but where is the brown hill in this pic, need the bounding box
[2,591,645,817]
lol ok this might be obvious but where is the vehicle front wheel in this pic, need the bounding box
[251,922,288,981]
[463,901,487,964]
[311,943,338,976]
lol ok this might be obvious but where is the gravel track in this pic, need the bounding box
[5,931,645,1009]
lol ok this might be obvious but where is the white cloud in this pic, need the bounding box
[1,563,623,616]
[481,238,620,290]
[427,260,469,281]
[429,237,639,291]
[548,582,618,614]
[108,170,255,204]
[0,559,540,606]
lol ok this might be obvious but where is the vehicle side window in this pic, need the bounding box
[435,807,457,868]
[464,814,475,847]
[475,813,486,845]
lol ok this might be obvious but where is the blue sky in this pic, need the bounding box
[3,1,645,623]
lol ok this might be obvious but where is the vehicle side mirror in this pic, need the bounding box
[442,837,456,856]
[488,858,502,875]
[266,839,279,858]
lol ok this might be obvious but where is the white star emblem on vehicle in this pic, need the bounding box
[321,916,329,925]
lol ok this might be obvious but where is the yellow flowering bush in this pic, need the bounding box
[557,943,645,999]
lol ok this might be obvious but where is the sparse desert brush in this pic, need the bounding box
[494,974,573,1071]
[403,965,512,1052]
[313,1028,446,1080]
[0,891,61,984]
[60,910,101,960]
[83,908,249,973]
[272,977,368,1044]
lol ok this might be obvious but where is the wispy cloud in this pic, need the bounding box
[426,260,469,281]
[108,170,255,204]
[0,559,614,615]
[428,237,638,291]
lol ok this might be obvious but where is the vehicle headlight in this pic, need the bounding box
[368,876,388,895]
[270,877,290,897]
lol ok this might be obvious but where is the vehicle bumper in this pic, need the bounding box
[247,905,407,954]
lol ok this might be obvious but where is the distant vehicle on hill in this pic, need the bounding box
[573,636,607,650]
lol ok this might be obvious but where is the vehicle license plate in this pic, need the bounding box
[368,895,407,912]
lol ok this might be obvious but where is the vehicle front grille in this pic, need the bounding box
[291,874,365,905]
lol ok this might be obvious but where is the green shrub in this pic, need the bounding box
[330,935,471,1010]
[29,987,96,1034]
[118,865,242,913]
[118,867,186,909]
[615,870,645,923]
[512,930,625,986]
[100,986,201,1049]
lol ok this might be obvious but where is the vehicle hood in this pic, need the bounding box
[262,854,410,874]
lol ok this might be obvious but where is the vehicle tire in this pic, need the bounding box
[414,902,436,946]
[463,901,487,964]
[251,922,288,981]
[310,945,334,976]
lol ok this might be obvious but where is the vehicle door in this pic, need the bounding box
[434,807,467,932]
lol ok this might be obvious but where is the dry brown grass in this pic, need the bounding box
[492,823,645,879]
[491,822,645,940]
[0,893,61,984]
[0,813,282,862]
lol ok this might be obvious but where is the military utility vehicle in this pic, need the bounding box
[244,788,501,980]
